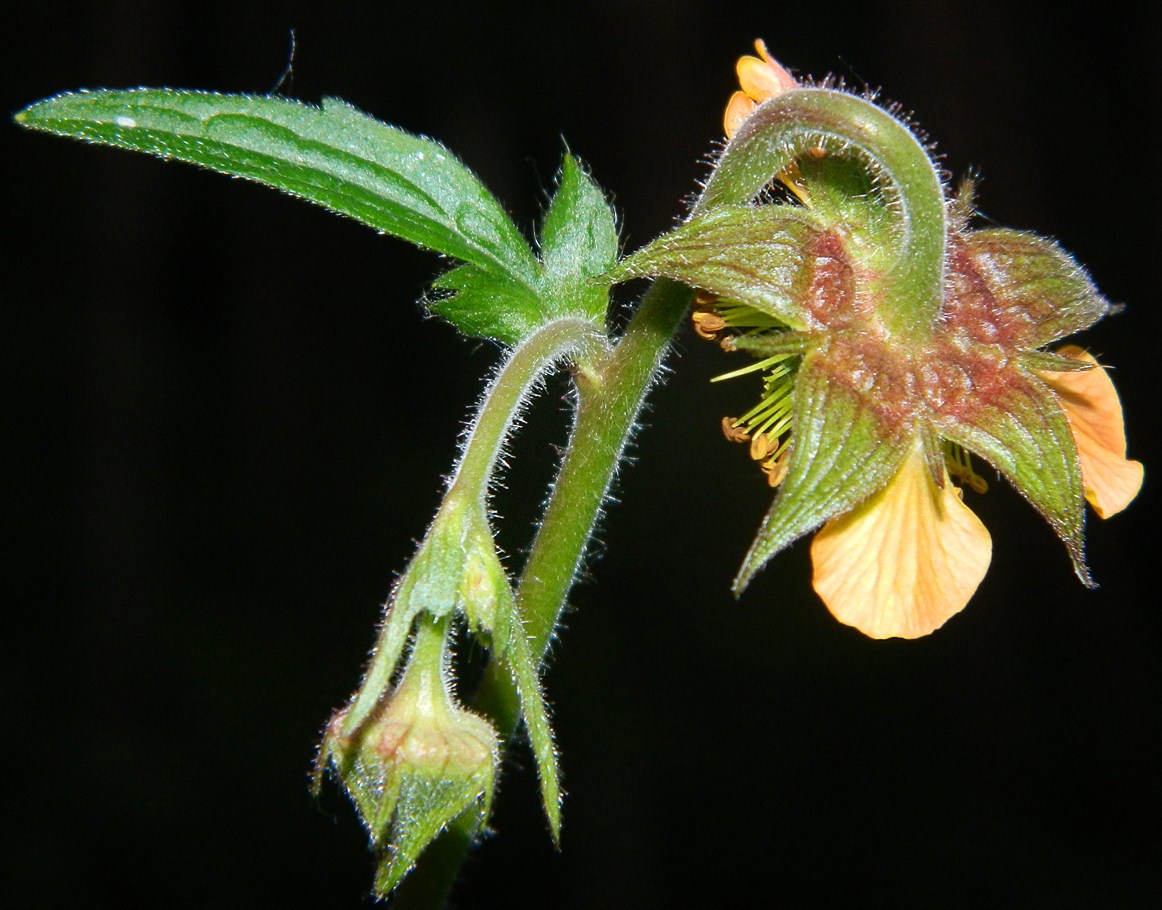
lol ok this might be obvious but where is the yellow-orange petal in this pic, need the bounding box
[736,39,797,103]
[723,91,757,138]
[811,445,992,639]
[1040,346,1143,518]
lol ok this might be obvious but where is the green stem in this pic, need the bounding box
[447,317,609,503]
[391,278,694,909]
[697,89,946,338]
[344,317,607,735]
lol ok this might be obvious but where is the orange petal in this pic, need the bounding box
[736,40,797,103]
[723,91,757,138]
[811,445,992,639]
[1040,346,1143,518]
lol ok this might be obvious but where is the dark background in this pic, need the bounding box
[5,2,1160,907]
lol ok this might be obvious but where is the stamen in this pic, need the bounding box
[692,310,727,339]
[943,441,989,494]
[695,291,800,485]
[749,432,775,461]
[762,450,790,487]
[722,356,799,481]
[721,416,750,443]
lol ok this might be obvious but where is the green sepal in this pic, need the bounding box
[538,153,619,325]
[15,90,540,287]
[1018,350,1097,373]
[320,616,498,898]
[343,499,512,734]
[934,364,1091,584]
[962,229,1109,349]
[503,601,563,844]
[373,770,495,896]
[734,353,912,592]
[610,206,825,331]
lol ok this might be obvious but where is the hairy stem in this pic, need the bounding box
[392,278,694,908]
[343,317,608,735]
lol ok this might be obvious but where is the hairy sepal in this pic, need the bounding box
[610,206,824,330]
[962,229,1109,349]
[734,353,912,592]
[935,366,1090,584]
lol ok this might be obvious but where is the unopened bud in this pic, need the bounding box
[319,617,498,896]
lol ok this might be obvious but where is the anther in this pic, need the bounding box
[749,432,774,461]
[721,416,750,443]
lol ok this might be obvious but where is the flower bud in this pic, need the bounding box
[320,617,498,896]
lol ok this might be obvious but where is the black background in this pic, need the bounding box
[5,2,1160,907]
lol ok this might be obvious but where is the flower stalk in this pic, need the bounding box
[392,277,694,908]
[342,315,608,737]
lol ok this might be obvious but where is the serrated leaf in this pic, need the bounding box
[15,89,539,294]
[734,354,912,592]
[962,229,1109,349]
[538,154,619,325]
[433,154,618,344]
[934,364,1090,583]
[430,264,543,346]
[610,206,824,330]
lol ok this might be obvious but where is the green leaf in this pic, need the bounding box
[434,154,618,344]
[17,92,624,347]
[934,364,1090,584]
[15,89,539,291]
[538,154,619,325]
[610,205,825,330]
[734,353,912,592]
[430,264,544,346]
[962,229,1109,348]
[504,600,562,843]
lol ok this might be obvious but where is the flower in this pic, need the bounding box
[694,230,1142,639]
[614,44,1142,638]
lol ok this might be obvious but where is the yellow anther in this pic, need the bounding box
[722,416,750,443]
[763,454,790,488]
[692,310,727,339]
[749,432,775,461]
